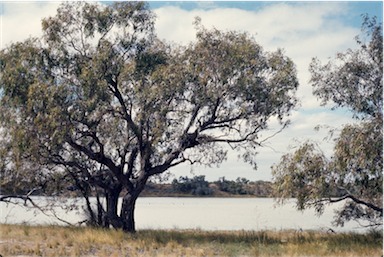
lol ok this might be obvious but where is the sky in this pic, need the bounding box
[1,1,383,182]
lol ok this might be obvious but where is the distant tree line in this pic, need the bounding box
[169,176,272,197]
[0,174,272,198]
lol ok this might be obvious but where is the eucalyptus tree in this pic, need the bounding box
[0,2,298,232]
[272,16,382,228]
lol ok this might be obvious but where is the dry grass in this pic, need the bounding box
[0,224,382,257]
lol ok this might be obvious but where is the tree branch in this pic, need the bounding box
[201,125,262,145]
[345,194,383,214]
[183,105,201,135]
[336,186,383,214]
[126,147,138,179]
[315,193,383,215]
[66,138,128,186]
[106,76,142,142]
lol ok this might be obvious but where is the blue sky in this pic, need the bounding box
[148,1,383,24]
[1,1,383,181]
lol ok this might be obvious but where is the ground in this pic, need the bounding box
[0,224,382,257]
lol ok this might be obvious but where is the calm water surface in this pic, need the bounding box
[0,197,367,232]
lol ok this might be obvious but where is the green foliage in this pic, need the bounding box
[309,15,382,119]
[272,143,330,211]
[273,16,383,227]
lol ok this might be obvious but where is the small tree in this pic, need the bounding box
[1,2,298,232]
[272,16,382,228]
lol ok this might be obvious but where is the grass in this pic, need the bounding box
[0,224,382,257]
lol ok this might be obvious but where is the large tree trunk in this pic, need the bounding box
[105,186,123,229]
[120,192,139,232]
[120,172,148,233]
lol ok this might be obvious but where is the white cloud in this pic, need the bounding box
[153,3,359,111]
[1,2,61,49]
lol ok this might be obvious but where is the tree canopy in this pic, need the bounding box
[272,16,383,228]
[0,2,298,232]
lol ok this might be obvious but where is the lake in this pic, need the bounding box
[0,197,368,232]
